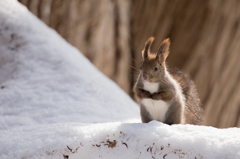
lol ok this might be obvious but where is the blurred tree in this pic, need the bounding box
[19,0,240,128]
[19,0,132,95]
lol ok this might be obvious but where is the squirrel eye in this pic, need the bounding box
[140,66,142,70]
[154,67,158,71]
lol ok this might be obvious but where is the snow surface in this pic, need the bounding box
[0,0,140,131]
[1,122,240,159]
[0,1,240,159]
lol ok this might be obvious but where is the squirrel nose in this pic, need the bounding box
[143,74,147,80]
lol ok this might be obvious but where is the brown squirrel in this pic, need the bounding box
[134,37,203,125]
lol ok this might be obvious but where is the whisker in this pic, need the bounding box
[130,66,139,72]
[130,73,139,76]
[130,69,139,72]
[132,58,139,63]
[129,68,139,72]
[130,71,139,73]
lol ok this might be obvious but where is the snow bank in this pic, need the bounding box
[1,121,240,159]
[0,0,140,131]
[0,1,240,159]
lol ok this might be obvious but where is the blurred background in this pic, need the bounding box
[18,0,240,128]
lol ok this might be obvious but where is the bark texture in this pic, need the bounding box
[19,0,240,128]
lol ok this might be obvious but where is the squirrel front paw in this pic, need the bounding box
[151,92,162,100]
[136,89,151,99]
[141,90,151,98]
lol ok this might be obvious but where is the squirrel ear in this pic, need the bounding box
[156,38,170,64]
[142,37,154,59]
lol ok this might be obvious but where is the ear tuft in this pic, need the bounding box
[142,37,154,59]
[157,38,170,64]
[158,38,170,54]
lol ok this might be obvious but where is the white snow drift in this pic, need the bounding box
[0,0,140,131]
[0,0,240,159]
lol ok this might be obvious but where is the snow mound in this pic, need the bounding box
[1,1,240,159]
[1,121,240,159]
[0,0,140,131]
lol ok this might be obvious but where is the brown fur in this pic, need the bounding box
[134,37,204,125]
[169,68,204,125]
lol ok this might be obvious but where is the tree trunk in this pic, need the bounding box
[19,0,240,128]
[19,0,132,94]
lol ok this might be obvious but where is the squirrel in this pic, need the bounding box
[134,37,203,125]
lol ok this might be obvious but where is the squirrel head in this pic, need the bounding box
[140,37,170,83]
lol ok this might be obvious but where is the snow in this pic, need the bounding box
[0,0,140,131]
[0,0,240,159]
[1,122,240,159]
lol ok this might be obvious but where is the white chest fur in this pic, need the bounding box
[143,82,159,94]
[142,82,169,122]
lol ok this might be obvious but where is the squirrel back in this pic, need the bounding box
[169,68,204,125]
